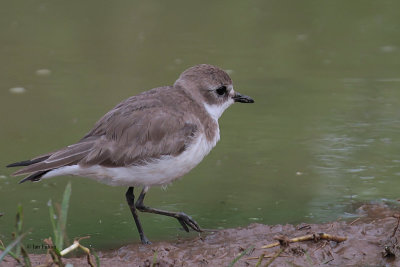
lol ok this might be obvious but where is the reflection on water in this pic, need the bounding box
[307,76,400,220]
[1,1,400,250]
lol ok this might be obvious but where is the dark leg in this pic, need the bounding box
[125,187,151,244]
[135,187,202,233]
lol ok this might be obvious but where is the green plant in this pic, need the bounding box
[46,182,100,266]
[228,245,254,267]
[0,204,31,266]
[48,181,72,251]
[0,233,26,263]
[1,182,100,267]
[152,250,158,267]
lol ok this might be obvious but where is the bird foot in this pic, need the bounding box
[140,235,152,245]
[176,212,203,232]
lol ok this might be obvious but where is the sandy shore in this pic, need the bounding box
[2,203,400,266]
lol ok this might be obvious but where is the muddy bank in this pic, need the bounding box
[3,203,400,266]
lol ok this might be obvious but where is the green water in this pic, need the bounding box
[1,1,400,251]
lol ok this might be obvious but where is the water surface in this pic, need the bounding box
[1,1,400,250]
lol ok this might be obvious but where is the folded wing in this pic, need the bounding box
[8,96,198,182]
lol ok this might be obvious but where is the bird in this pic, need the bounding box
[7,64,254,244]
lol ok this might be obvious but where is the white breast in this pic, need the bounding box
[42,132,220,187]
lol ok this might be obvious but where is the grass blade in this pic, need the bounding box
[15,204,23,257]
[0,233,26,262]
[20,245,32,267]
[152,250,158,267]
[91,248,100,267]
[16,204,23,234]
[48,200,59,248]
[49,182,72,250]
[227,245,254,267]
[57,182,71,250]
[0,244,18,261]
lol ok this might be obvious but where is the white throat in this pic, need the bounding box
[203,98,234,121]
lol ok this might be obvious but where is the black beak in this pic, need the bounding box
[232,92,254,103]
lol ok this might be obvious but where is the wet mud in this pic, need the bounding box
[3,203,400,266]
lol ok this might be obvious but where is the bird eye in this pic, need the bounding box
[216,86,227,96]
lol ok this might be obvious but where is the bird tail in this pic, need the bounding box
[7,140,95,183]
[6,155,51,168]
[17,170,51,183]
[7,155,52,183]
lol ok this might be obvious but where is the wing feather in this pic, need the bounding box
[11,89,199,176]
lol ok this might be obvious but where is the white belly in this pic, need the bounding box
[43,132,219,187]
